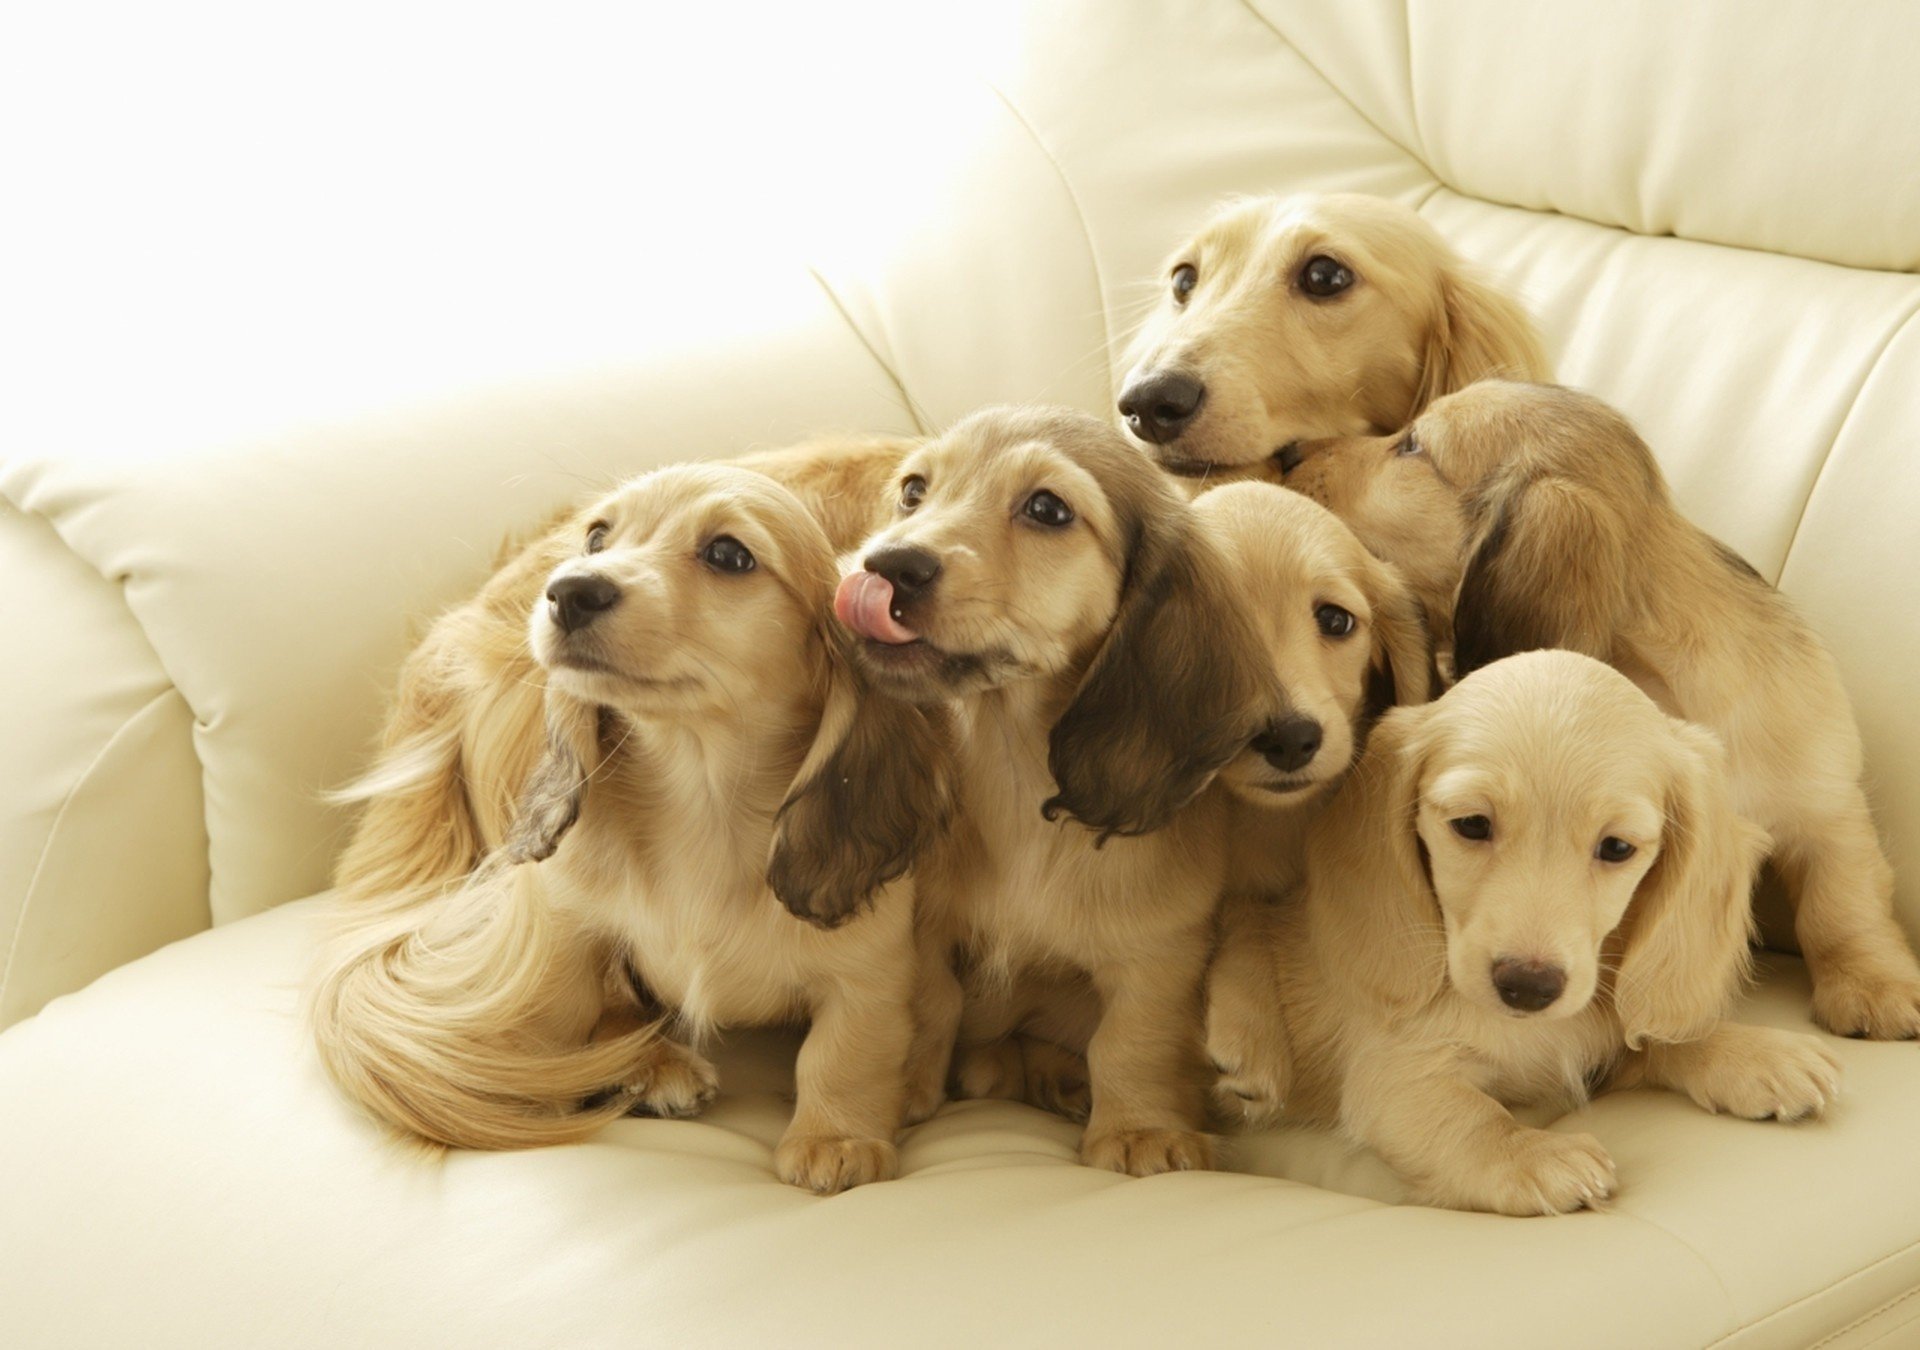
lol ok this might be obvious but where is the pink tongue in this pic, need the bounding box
[834,570,920,645]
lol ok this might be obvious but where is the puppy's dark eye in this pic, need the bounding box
[1596,836,1637,863]
[899,475,927,512]
[585,523,610,554]
[1023,490,1074,527]
[1171,263,1198,304]
[701,535,756,574]
[1395,431,1421,456]
[1300,255,1355,298]
[1450,815,1492,842]
[1315,603,1356,638]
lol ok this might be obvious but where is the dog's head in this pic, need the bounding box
[514,462,950,925]
[1117,193,1547,477]
[836,404,1275,839]
[1282,381,1667,675]
[1194,482,1433,810]
[1330,650,1764,1044]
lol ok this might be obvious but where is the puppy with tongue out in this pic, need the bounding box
[833,404,1278,1177]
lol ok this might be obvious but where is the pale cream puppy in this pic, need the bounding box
[1283,380,1920,1039]
[1236,650,1840,1216]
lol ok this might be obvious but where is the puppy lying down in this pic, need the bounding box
[1214,650,1839,1216]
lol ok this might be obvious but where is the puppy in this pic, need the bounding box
[834,405,1282,1175]
[1247,650,1840,1215]
[312,463,953,1194]
[1117,193,1549,479]
[1283,380,1920,1039]
[1194,483,1437,1121]
[330,433,916,905]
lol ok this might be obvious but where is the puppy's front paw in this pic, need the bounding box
[1205,1002,1292,1129]
[624,1042,720,1119]
[951,1040,1025,1102]
[1812,969,1920,1041]
[774,1135,899,1194]
[1683,1028,1842,1121]
[1427,1129,1616,1216]
[1080,1127,1214,1177]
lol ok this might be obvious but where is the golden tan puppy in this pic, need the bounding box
[1193,483,1436,1120]
[1243,650,1839,1215]
[1117,193,1548,479]
[330,433,916,907]
[835,406,1283,1175]
[312,463,953,1194]
[1283,380,1920,1039]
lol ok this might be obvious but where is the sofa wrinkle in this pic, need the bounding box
[983,81,1115,399]
[1778,300,1920,585]
[0,688,206,1011]
[805,267,931,436]
[1237,0,1429,174]
[1709,1234,1920,1348]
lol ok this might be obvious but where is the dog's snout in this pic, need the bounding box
[1490,958,1567,1012]
[1274,441,1305,475]
[547,572,622,634]
[1250,715,1323,773]
[864,544,942,599]
[1118,371,1206,445]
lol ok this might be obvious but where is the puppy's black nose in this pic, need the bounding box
[1491,958,1566,1012]
[1274,441,1305,475]
[864,544,942,598]
[1250,715,1323,773]
[547,573,621,634]
[1118,371,1206,445]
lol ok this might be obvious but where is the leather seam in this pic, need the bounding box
[0,688,205,1015]
[1706,1234,1920,1347]
[805,267,930,436]
[1236,0,1431,174]
[1777,298,1920,586]
[1811,1285,1920,1350]
[983,80,1114,401]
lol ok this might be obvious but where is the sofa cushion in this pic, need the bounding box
[1,899,1915,1349]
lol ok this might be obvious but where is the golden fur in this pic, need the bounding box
[839,406,1287,1175]
[328,433,917,907]
[1117,194,1548,478]
[1221,650,1839,1215]
[1283,380,1920,1038]
[311,463,953,1193]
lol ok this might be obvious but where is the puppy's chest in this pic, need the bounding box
[1444,1003,1622,1107]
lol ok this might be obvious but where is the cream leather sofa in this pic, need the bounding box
[4,3,1918,1346]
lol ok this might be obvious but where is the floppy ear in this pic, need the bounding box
[1614,721,1767,1049]
[502,690,607,864]
[1450,473,1635,678]
[1043,510,1272,840]
[1412,264,1550,415]
[1364,555,1438,711]
[1312,705,1446,1009]
[768,639,953,928]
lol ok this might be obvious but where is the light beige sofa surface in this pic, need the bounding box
[3,4,1918,1346]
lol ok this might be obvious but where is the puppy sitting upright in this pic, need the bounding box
[1251,650,1840,1215]
[313,464,951,1194]
[1283,380,1920,1039]
[834,406,1279,1176]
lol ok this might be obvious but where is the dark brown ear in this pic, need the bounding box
[1450,472,1633,678]
[767,642,953,928]
[1044,507,1272,840]
[1365,554,1439,710]
[502,691,607,863]
[1412,265,1550,416]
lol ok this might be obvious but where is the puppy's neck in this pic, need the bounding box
[621,693,818,835]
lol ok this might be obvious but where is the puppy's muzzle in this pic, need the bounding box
[1118,370,1205,446]
[1490,957,1567,1012]
[865,545,941,607]
[547,572,621,634]
[1250,715,1323,773]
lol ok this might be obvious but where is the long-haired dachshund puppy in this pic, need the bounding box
[1282,380,1920,1039]
[833,405,1283,1175]
[312,463,952,1194]
[1234,650,1840,1215]
[329,433,917,907]
[1117,193,1549,479]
